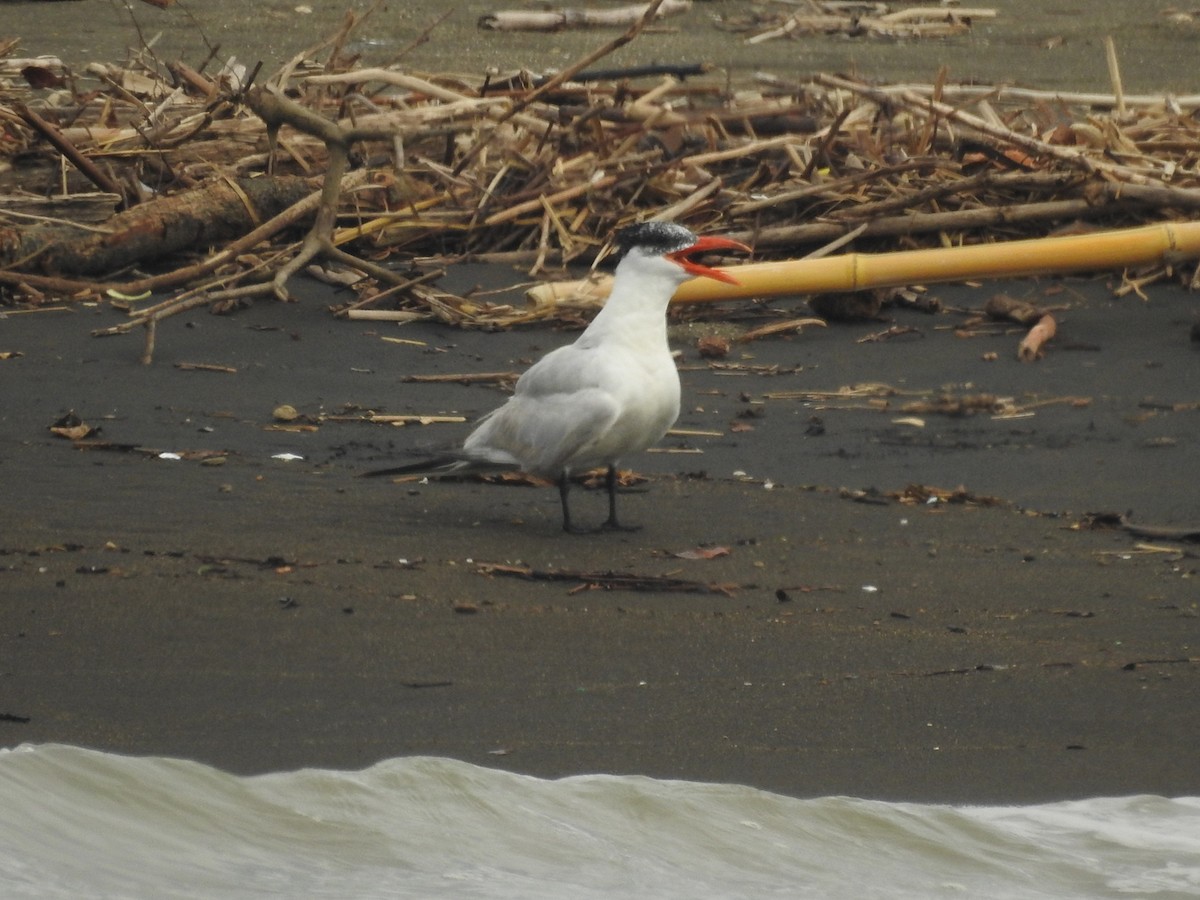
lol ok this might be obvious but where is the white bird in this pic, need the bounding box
[361,222,750,532]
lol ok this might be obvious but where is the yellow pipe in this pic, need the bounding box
[672,220,1200,303]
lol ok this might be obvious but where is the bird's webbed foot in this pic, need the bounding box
[562,518,640,534]
[599,517,641,533]
[558,466,643,534]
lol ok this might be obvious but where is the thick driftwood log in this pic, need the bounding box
[0,176,314,277]
[0,192,122,224]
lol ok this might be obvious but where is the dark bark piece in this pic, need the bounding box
[0,176,314,277]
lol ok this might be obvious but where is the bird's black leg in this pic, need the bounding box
[558,472,577,533]
[559,467,640,533]
[601,463,641,532]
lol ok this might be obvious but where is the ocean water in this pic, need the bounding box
[1,745,1197,899]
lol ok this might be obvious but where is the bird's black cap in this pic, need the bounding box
[615,222,698,257]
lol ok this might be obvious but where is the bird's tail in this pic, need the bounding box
[357,451,518,480]
[357,456,464,479]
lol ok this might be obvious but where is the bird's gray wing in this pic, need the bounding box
[463,384,620,476]
[509,343,612,396]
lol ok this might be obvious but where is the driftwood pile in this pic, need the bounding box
[727,3,996,43]
[3,2,1200,347]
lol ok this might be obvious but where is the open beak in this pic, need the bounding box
[667,235,752,285]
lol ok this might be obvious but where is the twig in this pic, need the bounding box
[476,561,740,595]
[816,73,1162,186]
[1104,35,1126,119]
[175,362,238,373]
[401,371,519,385]
[13,102,126,203]
[324,414,467,425]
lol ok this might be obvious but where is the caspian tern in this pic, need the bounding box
[361,222,751,532]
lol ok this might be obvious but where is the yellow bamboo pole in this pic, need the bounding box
[670,221,1200,303]
[524,220,1200,309]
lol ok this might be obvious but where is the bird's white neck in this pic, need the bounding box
[583,254,688,344]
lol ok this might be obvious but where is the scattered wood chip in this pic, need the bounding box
[1018,314,1057,361]
[893,483,1006,506]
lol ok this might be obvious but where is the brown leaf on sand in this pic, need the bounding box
[673,546,731,560]
[697,336,732,359]
[21,66,65,90]
[49,412,95,441]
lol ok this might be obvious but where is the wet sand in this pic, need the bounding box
[1,272,1197,803]
[3,0,1199,803]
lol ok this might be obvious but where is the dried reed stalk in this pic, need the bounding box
[4,8,1200,336]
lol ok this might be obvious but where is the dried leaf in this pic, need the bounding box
[21,66,64,90]
[673,545,731,560]
[696,335,731,359]
[48,412,94,441]
[50,424,94,441]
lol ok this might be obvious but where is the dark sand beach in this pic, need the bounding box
[1,0,1199,804]
[2,271,1197,804]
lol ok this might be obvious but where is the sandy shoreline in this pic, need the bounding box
[1,272,1196,803]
